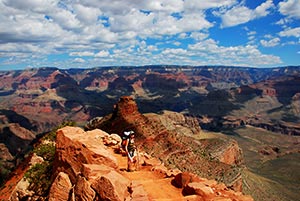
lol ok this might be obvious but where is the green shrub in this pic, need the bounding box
[24,121,76,197]
[0,161,11,186]
[33,143,56,162]
[24,161,52,196]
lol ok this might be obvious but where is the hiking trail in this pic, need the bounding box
[111,148,189,201]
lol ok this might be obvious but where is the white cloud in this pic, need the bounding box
[147,45,158,51]
[2,0,58,12]
[95,50,110,57]
[279,27,300,37]
[188,39,282,66]
[221,6,252,27]
[260,37,280,47]
[162,48,187,55]
[275,18,294,28]
[70,51,95,57]
[73,4,102,25]
[254,0,274,17]
[146,0,184,12]
[220,0,274,27]
[151,12,212,35]
[247,31,257,36]
[0,0,290,69]
[184,0,236,10]
[109,9,154,33]
[51,8,82,30]
[73,58,85,63]
[279,0,300,19]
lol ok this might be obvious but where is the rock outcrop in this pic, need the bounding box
[86,96,245,191]
[51,126,252,201]
[53,127,119,183]
[1,125,252,200]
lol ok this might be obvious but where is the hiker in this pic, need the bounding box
[121,130,134,154]
[125,132,138,171]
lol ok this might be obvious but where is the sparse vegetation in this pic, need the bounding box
[24,161,53,196]
[0,161,11,186]
[33,143,55,161]
[24,121,76,197]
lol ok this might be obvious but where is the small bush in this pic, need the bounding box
[24,161,53,196]
[0,161,11,186]
[24,121,76,197]
[33,143,56,162]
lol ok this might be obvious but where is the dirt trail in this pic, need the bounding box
[112,150,185,201]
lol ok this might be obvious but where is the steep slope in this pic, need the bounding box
[2,126,252,200]
[86,96,245,190]
[0,110,36,184]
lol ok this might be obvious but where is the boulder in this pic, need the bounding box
[74,175,95,201]
[9,178,33,201]
[91,169,130,201]
[173,172,203,188]
[183,182,215,199]
[103,133,122,147]
[54,126,118,182]
[82,164,114,181]
[48,172,72,201]
[29,153,44,165]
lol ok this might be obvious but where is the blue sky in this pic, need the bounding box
[0,0,299,70]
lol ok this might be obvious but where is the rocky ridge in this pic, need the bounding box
[5,126,253,200]
[86,96,244,191]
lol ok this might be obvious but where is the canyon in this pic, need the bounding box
[0,65,300,200]
[1,125,253,200]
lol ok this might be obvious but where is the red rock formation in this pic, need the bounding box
[87,96,245,191]
[52,126,252,201]
[1,126,253,200]
[48,172,72,201]
[74,175,95,200]
[53,127,118,183]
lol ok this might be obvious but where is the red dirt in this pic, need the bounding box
[0,154,32,200]
[112,149,185,200]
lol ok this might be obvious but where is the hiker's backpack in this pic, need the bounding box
[121,131,134,149]
[121,136,129,148]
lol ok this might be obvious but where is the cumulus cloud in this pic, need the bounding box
[73,4,102,24]
[220,0,274,27]
[279,0,300,19]
[73,58,85,63]
[188,39,282,66]
[260,37,280,47]
[70,51,95,57]
[184,0,236,10]
[0,0,290,68]
[279,27,300,37]
[95,50,110,57]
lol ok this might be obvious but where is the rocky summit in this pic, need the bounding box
[3,126,253,200]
